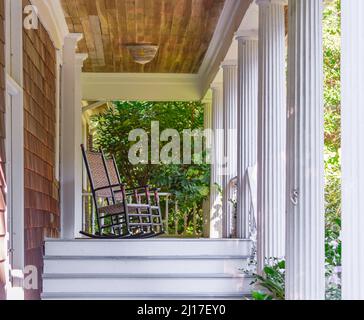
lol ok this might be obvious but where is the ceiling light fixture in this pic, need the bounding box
[125,43,159,65]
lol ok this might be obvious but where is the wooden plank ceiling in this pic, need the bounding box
[61,0,226,73]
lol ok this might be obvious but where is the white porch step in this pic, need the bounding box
[42,239,253,300]
[42,273,253,294]
[41,292,248,300]
[44,255,249,274]
[44,238,251,257]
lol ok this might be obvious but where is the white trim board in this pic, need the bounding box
[5,74,25,299]
[4,0,25,299]
[81,73,202,102]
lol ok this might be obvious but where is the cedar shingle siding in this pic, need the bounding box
[0,0,5,300]
[23,0,59,299]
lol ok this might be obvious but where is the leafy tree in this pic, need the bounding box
[91,101,210,236]
[323,0,341,300]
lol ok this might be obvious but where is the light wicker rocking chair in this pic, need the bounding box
[80,144,164,239]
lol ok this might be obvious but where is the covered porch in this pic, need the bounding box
[45,0,256,300]
[2,0,364,300]
[44,0,321,299]
[59,0,252,240]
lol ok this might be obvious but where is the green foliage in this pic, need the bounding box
[251,291,273,301]
[325,217,342,300]
[91,101,210,236]
[251,259,285,301]
[323,0,342,300]
[323,0,341,112]
[324,0,341,222]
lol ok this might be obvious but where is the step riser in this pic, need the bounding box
[43,277,251,294]
[45,240,252,257]
[44,259,248,274]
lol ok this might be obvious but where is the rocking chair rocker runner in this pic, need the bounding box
[80,144,164,239]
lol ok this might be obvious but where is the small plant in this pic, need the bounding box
[325,218,342,300]
[251,259,285,300]
[251,291,273,301]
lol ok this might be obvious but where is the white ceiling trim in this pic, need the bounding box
[81,73,202,102]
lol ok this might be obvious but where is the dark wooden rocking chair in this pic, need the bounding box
[80,144,164,239]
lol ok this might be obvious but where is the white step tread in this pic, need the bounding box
[44,255,249,260]
[45,238,252,243]
[43,273,251,279]
[41,292,248,300]
[44,239,252,257]
[43,274,253,294]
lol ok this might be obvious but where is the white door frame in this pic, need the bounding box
[4,0,25,300]
[4,75,24,299]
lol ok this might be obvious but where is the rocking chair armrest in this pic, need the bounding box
[125,186,161,194]
[125,185,151,192]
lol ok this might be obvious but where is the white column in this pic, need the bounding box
[342,0,364,300]
[256,0,286,271]
[203,97,213,163]
[203,98,212,238]
[60,34,88,239]
[236,30,259,239]
[210,83,224,239]
[55,50,62,181]
[222,61,238,238]
[286,0,325,300]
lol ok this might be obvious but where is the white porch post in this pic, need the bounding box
[286,0,325,300]
[256,0,286,271]
[222,61,238,238]
[203,97,213,166]
[342,0,364,300]
[210,83,224,239]
[203,97,212,238]
[236,31,259,239]
[60,34,88,239]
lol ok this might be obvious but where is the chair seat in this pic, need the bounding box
[127,204,150,209]
[98,203,152,215]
